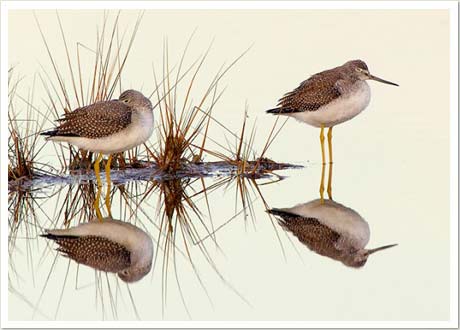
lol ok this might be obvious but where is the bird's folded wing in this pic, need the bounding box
[292,218,341,248]
[277,70,343,112]
[274,213,342,256]
[53,235,131,273]
[55,101,132,138]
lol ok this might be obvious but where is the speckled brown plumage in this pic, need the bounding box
[46,100,132,139]
[42,233,131,273]
[269,209,354,264]
[267,60,369,114]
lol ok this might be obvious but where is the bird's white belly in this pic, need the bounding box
[56,111,154,154]
[290,82,371,128]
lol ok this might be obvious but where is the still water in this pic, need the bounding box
[8,157,450,321]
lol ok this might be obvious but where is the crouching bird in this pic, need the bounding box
[41,90,154,218]
[41,218,153,283]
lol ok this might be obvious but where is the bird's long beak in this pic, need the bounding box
[369,74,399,86]
[366,243,398,255]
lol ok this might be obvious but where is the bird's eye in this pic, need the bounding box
[123,99,129,103]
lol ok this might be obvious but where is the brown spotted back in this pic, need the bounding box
[53,235,131,273]
[277,66,347,112]
[277,215,345,260]
[54,100,132,138]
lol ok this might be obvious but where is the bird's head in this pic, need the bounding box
[119,89,153,111]
[343,243,398,268]
[117,261,153,283]
[345,59,399,86]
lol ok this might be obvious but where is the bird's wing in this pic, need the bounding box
[44,234,131,273]
[276,69,344,112]
[276,214,341,247]
[53,100,132,139]
[270,209,344,260]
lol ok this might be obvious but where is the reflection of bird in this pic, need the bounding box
[41,90,154,217]
[41,218,153,282]
[268,199,396,267]
[266,60,398,165]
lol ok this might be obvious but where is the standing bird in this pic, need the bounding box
[268,199,397,268]
[41,218,154,283]
[267,60,398,166]
[41,90,154,217]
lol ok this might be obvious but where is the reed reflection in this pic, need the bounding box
[8,173,274,319]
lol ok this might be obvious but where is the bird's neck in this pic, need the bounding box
[132,108,154,122]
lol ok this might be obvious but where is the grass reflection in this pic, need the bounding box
[8,170,283,320]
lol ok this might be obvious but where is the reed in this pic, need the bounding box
[193,107,290,179]
[149,37,250,175]
[8,69,53,182]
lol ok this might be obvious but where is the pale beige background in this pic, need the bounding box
[8,10,450,321]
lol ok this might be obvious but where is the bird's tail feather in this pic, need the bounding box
[266,107,299,114]
[267,208,298,219]
[40,233,78,241]
[39,130,58,137]
[266,107,282,114]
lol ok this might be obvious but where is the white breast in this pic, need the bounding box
[289,81,371,128]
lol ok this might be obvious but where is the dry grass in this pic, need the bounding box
[8,69,54,182]
[193,106,290,178]
[148,39,289,180]
[148,37,250,175]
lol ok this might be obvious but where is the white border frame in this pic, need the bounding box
[1,1,458,328]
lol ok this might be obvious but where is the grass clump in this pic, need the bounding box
[149,39,288,179]
[149,37,248,174]
[8,69,52,183]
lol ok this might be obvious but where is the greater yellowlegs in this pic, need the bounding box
[267,59,398,166]
[268,199,397,267]
[41,218,153,282]
[41,90,154,217]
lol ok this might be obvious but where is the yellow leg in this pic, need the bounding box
[104,154,113,218]
[327,162,333,200]
[327,127,333,164]
[327,126,333,199]
[94,153,103,187]
[94,185,103,222]
[319,125,326,165]
[319,163,326,203]
[93,153,103,222]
